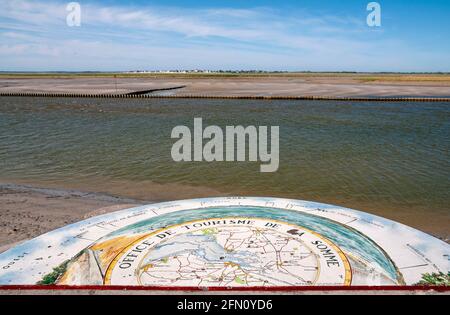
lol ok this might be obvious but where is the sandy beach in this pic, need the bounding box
[1,73,450,97]
[0,183,142,252]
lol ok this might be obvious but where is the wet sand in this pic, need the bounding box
[1,75,450,97]
[0,183,142,252]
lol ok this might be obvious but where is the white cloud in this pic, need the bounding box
[0,0,447,71]
[0,0,368,44]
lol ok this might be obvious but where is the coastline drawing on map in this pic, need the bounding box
[0,197,448,287]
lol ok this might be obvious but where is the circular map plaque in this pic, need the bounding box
[106,218,351,286]
[0,197,448,287]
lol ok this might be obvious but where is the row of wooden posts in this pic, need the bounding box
[0,92,449,102]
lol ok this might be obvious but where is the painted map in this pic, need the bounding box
[0,197,448,287]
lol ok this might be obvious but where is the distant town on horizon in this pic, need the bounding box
[1,70,450,75]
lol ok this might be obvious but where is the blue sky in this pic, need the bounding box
[0,0,449,72]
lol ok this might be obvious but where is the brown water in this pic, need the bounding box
[0,97,448,238]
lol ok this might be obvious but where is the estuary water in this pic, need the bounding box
[0,97,448,237]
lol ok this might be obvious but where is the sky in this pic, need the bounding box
[0,0,449,72]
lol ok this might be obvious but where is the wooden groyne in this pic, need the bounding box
[125,85,186,95]
[0,92,449,102]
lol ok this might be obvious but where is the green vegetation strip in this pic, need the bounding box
[416,272,450,286]
[37,260,69,285]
